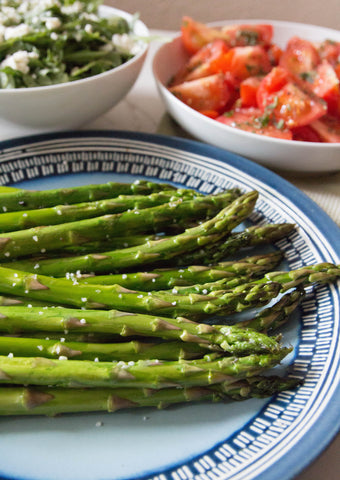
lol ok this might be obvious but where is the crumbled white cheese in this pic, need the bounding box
[61,1,83,15]
[18,0,61,15]
[1,50,38,74]
[0,7,21,26]
[45,16,61,30]
[4,23,31,40]
[112,33,142,56]
[84,23,93,34]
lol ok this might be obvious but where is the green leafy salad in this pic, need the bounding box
[0,0,144,88]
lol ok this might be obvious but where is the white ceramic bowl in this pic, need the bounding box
[153,19,340,173]
[0,6,149,133]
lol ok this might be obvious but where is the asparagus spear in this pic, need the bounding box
[217,375,301,400]
[170,223,296,266]
[0,180,177,212]
[4,191,258,274]
[63,234,168,254]
[0,350,290,388]
[0,336,213,361]
[0,305,281,354]
[0,320,282,360]
[1,331,125,344]
[0,265,281,318]
[61,223,295,259]
[236,288,305,332]
[0,186,21,194]
[257,263,340,291]
[148,252,283,296]
[0,375,300,416]
[75,252,284,290]
[0,188,244,260]
[0,189,200,232]
[173,263,340,299]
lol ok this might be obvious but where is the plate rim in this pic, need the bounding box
[0,129,339,480]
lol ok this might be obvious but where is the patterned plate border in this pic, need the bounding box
[0,130,339,480]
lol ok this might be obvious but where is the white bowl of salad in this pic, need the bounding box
[0,0,149,132]
[152,18,340,172]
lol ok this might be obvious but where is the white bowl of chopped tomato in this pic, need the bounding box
[153,18,340,172]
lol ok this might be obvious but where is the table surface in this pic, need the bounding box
[1,33,339,480]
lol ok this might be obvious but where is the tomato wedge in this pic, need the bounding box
[180,18,274,55]
[307,61,340,117]
[279,36,320,78]
[180,17,230,54]
[169,73,232,112]
[240,76,263,107]
[170,39,230,85]
[317,39,340,67]
[292,125,323,142]
[223,46,271,85]
[257,67,327,128]
[216,108,293,139]
[267,43,283,66]
[220,24,273,47]
[256,66,290,105]
[309,115,340,142]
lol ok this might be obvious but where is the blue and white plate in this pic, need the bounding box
[0,131,339,480]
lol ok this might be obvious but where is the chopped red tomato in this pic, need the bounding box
[240,76,263,107]
[279,36,320,78]
[335,64,340,81]
[309,115,340,142]
[292,125,323,142]
[220,24,273,47]
[309,61,339,98]
[169,73,232,112]
[317,39,340,66]
[223,46,271,86]
[256,66,290,106]
[198,109,220,119]
[170,20,340,143]
[306,61,340,117]
[267,43,283,66]
[216,108,293,139]
[180,17,230,54]
[170,39,230,85]
[257,68,327,128]
[180,18,273,55]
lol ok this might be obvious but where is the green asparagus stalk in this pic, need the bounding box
[0,265,281,318]
[0,336,213,361]
[170,223,296,266]
[0,305,281,354]
[172,263,340,300]
[0,186,21,194]
[4,191,258,274]
[0,350,290,388]
[217,375,301,400]
[0,180,177,212]
[0,189,200,233]
[257,263,340,291]
[150,252,283,296]
[236,288,305,332]
[0,375,300,416]
[0,188,244,260]
[75,252,284,290]
[63,234,168,254]
[1,331,125,343]
[0,384,221,415]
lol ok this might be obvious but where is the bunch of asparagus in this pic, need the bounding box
[0,180,338,416]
